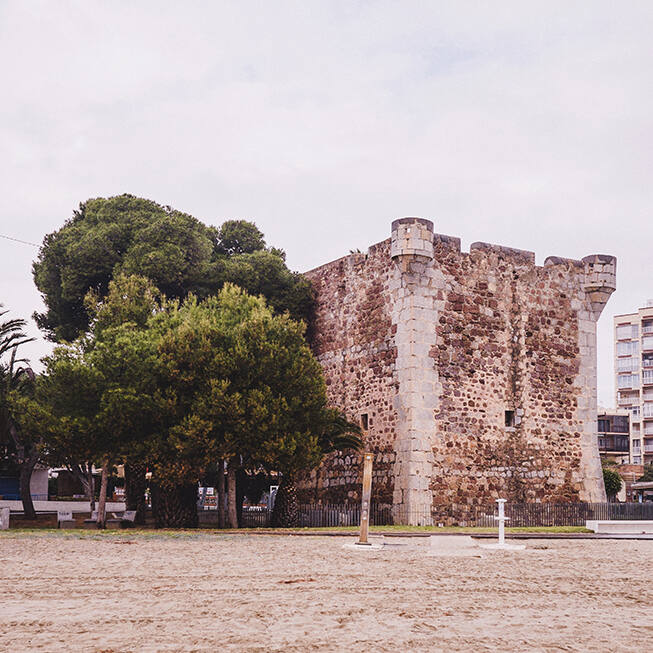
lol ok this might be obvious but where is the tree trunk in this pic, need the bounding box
[227,462,238,528]
[86,464,95,514]
[236,467,246,527]
[150,482,198,528]
[19,450,39,520]
[96,457,110,529]
[217,458,225,529]
[72,463,95,513]
[124,460,147,525]
[270,472,299,528]
[8,421,38,520]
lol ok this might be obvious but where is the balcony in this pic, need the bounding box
[644,371,653,386]
[643,323,653,335]
[643,337,653,352]
[645,445,653,453]
[598,436,630,453]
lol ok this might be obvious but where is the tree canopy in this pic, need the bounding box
[35,278,339,527]
[637,465,653,483]
[602,466,623,499]
[33,194,314,341]
[150,283,327,484]
[0,306,39,517]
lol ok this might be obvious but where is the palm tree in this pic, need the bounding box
[270,409,363,528]
[0,306,37,518]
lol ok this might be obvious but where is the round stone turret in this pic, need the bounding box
[391,217,434,260]
[582,254,616,319]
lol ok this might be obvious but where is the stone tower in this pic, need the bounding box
[389,218,438,524]
[303,219,617,523]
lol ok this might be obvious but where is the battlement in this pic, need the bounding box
[544,256,584,269]
[391,217,434,260]
[469,241,535,265]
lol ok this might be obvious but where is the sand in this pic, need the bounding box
[0,532,652,652]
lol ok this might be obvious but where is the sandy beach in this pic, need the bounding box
[0,532,651,652]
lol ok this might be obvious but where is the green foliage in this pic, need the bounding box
[85,273,161,335]
[217,250,314,325]
[0,306,37,450]
[151,284,327,484]
[215,220,266,256]
[637,465,653,482]
[33,195,205,341]
[602,467,623,498]
[37,277,331,500]
[0,306,41,516]
[40,278,163,470]
[32,195,314,341]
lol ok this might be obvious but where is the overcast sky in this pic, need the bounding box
[1,1,652,408]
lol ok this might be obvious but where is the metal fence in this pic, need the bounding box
[239,504,393,528]
[474,502,653,527]
[238,502,653,528]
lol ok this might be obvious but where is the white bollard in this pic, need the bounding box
[496,498,507,545]
[478,498,525,551]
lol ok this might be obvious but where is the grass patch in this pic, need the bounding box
[0,524,591,539]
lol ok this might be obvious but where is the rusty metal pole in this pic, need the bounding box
[357,453,373,545]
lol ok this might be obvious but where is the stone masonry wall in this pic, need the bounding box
[301,219,615,524]
[300,243,398,505]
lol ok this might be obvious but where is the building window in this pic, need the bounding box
[618,374,640,389]
[360,414,368,431]
[616,324,637,340]
[617,357,636,372]
[505,410,515,427]
[613,415,629,433]
[598,419,609,433]
[617,341,639,356]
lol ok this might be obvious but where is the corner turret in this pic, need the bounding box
[391,218,434,261]
[582,254,617,319]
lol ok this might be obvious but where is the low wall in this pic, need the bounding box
[0,500,126,513]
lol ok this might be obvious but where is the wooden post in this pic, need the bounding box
[357,453,373,545]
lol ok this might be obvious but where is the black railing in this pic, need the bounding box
[235,502,653,528]
[474,502,653,527]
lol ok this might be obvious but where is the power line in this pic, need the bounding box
[0,233,39,247]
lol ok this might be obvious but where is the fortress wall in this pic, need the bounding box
[301,219,614,523]
[429,244,597,522]
[301,241,398,505]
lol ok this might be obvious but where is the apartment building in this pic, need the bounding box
[597,408,630,464]
[614,301,653,465]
